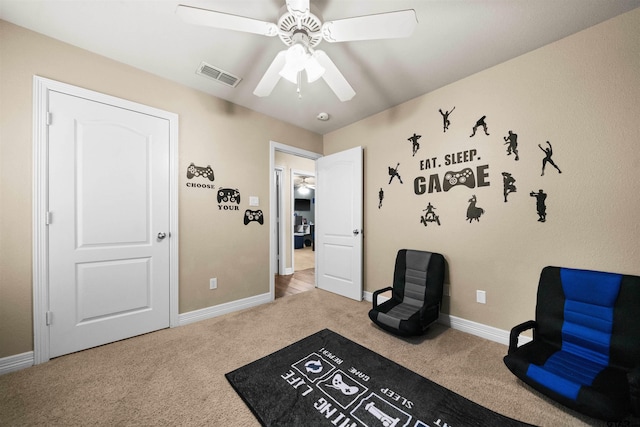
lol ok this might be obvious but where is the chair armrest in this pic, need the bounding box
[629,366,640,416]
[508,320,537,355]
[372,287,393,309]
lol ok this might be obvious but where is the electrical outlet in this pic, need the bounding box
[209,278,217,290]
[476,290,486,304]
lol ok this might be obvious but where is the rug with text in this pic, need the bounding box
[225,329,532,427]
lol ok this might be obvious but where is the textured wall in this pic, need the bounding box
[324,9,640,332]
[0,20,322,358]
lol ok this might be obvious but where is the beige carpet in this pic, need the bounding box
[0,289,632,426]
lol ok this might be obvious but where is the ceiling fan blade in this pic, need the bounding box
[286,0,310,20]
[322,9,417,43]
[176,4,278,37]
[313,50,355,102]
[253,51,287,97]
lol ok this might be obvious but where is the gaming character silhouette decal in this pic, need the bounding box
[378,187,384,209]
[470,116,490,137]
[407,133,421,157]
[539,141,562,176]
[503,130,519,161]
[502,172,517,202]
[530,189,547,222]
[439,107,455,132]
[466,195,485,222]
[388,163,403,184]
[420,202,441,226]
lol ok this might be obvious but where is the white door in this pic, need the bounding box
[316,147,363,301]
[47,90,171,358]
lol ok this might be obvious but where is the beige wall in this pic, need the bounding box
[2,8,640,360]
[274,151,316,272]
[324,8,640,332]
[0,20,322,358]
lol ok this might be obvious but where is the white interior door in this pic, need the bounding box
[47,90,171,358]
[316,147,363,301]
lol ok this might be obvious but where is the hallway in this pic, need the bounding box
[275,246,315,298]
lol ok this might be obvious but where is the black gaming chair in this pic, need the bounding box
[368,249,445,336]
[504,266,640,420]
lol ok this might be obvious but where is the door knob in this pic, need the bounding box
[353,229,360,236]
[157,232,167,240]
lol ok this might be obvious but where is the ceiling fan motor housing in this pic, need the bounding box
[277,11,323,47]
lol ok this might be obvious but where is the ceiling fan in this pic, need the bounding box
[176,0,417,101]
[295,176,315,194]
[295,176,315,190]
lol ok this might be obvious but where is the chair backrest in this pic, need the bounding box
[536,266,640,370]
[391,249,445,307]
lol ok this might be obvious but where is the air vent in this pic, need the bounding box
[196,62,241,88]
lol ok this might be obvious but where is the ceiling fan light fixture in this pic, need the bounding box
[298,185,310,195]
[305,56,325,83]
[279,62,301,84]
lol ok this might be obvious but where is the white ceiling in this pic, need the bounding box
[2,0,639,135]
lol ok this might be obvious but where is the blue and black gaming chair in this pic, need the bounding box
[368,249,445,337]
[504,266,640,420]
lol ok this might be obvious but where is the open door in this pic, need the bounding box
[316,147,363,301]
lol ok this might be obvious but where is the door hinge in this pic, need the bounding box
[46,112,52,126]
[45,311,53,326]
[45,211,52,225]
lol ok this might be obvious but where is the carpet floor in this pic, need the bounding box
[0,289,632,426]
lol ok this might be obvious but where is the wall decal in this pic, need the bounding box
[530,190,547,222]
[243,209,264,225]
[415,165,490,194]
[414,148,490,195]
[439,107,455,132]
[185,162,215,189]
[217,188,241,204]
[466,195,485,222]
[502,172,517,202]
[217,187,241,211]
[420,202,441,226]
[378,187,384,209]
[407,133,421,157]
[470,116,490,137]
[388,163,403,184]
[186,162,215,181]
[539,141,562,176]
[443,168,475,192]
[503,130,519,160]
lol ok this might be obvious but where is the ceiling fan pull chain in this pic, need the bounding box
[297,71,302,99]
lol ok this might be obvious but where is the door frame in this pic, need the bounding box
[269,141,321,299]
[32,76,179,364]
[274,166,284,275]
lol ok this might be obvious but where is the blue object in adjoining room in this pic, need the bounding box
[504,266,640,421]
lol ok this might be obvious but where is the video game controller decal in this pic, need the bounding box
[244,209,264,225]
[217,188,241,204]
[442,168,475,192]
[186,162,215,181]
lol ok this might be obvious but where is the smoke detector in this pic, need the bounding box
[316,112,330,121]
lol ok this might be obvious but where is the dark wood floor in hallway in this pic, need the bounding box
[275,246,315,298]
[275,268,315,298]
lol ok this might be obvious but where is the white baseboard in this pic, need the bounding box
[363,291,531,347]
[3,292,529,375]
[0,351,34,375]
[178,292,273,326]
